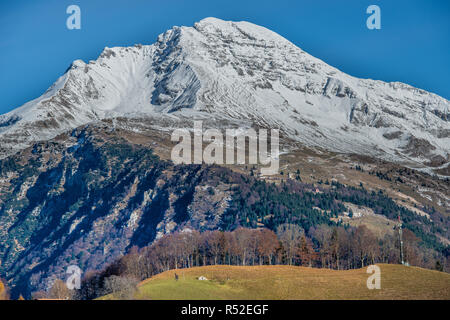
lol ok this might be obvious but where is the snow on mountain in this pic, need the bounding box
[1,17,449,173]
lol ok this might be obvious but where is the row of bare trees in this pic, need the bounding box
[22,223,444,300]
[311,224,443,270]
[128,224,433,273]
[72,223,445,299]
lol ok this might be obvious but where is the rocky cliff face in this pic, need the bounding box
[0,124,237,296]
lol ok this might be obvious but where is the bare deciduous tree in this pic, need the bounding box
[276,224,304,265]
[103,275,139,300]
[256,229,278,265]
[49,279,72,300]
[0,279,9,300]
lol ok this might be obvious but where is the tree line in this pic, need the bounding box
[56,223,446,300]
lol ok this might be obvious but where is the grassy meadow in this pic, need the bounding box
[102,264,450,300]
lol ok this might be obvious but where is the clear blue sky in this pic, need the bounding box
[0,0,449,115]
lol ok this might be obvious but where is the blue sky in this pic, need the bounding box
[0,0,449,115]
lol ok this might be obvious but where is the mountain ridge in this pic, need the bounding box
[0,17,449,173]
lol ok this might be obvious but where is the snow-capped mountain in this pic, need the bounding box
[1,17,449,172]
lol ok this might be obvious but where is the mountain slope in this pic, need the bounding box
[1,122,448,297]
[0,17,448,174]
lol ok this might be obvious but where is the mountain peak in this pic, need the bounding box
[193,17,290,44]
[196,16,228,25]
[0,18,448,174]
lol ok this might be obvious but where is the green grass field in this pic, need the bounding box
[103,264,450,300]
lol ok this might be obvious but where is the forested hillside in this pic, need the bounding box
[0,125,448,298]
[72,227,447,300]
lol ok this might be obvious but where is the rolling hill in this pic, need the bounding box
[102,264,450,300]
